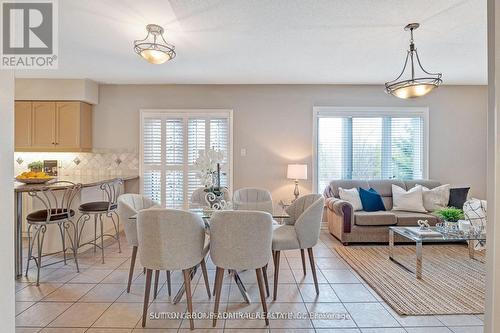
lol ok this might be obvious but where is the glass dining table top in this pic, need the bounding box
[129,207,290,220]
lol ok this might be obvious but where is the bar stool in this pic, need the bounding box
[76,178,122,263]
[25,181,82,286]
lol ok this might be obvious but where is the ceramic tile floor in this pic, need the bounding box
[15,231,484,332]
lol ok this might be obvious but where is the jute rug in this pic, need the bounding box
[335,245,485,315]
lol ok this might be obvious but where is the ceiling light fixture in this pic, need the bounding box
[385,23,442,99]
[134,24,176,64]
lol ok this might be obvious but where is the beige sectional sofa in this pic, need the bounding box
[324,179,442,244]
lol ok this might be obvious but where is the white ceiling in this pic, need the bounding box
[15,0,487,84]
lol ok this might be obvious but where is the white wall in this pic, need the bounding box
[0,71,16,332]
[94,84,487,201]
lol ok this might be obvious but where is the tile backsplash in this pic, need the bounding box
[14,148,139,177]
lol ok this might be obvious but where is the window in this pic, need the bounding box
[314,107,428,191]
[141,109,232,208]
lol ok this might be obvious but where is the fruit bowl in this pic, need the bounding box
[15,176,56,184]
[16,171,56,184]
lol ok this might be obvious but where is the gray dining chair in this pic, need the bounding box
[272,194,324,300]
[137,208,211,329]
[210,210,273,327]
[117,193,161,293]
[25,181,82,286]
[233,187,273,214]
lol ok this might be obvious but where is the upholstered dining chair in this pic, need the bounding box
[272,194,324,300]
[137,208,211,329]
[210,210,273,327]
[232,187,273,214]
[117,193,161,293]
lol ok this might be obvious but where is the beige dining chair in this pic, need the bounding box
[210,210,273,327]
[137,208,211,329]
[233,187,273,214]
[117,193,161,293]
[272,194,324,300]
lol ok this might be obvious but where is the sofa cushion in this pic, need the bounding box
[404,180,441,190]
[392,211,439,226]
[359,188,386,212]
[326,180,369,198]
[354,211,397,226]
[368,180,406,197]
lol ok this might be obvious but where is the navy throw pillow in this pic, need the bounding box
[359,187,386,212]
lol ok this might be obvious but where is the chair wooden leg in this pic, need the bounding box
[300,249,307,275]
[153,270,160,299]
[127,246,137,293]
[142,269,152,327]
[212,267,224,327]
[200,258,211,298]
[262,264,270,297]
[273,250,280,301]
[307,248,319,294]
[183,269,194,330]
[166,270,171,296]
[256,267,269,326]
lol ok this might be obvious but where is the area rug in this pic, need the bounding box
[335,245,485,315]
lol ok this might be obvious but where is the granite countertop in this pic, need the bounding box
[14,174,139,192]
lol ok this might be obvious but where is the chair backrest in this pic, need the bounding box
[209,210,273,270]
[293,195,325,249]
[28,181,82,223]
[232,187,273,214]
[190,187,230,207]
[99,178,123,213]
[285,193,323,225]
[137,208,206,271]
[117,193,159,246]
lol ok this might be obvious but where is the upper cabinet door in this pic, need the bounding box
[15,102,32,149]
[56,102,81,149]
[31,102,56,148]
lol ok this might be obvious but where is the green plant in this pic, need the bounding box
[434,207,464,222]
[27,161,43,171]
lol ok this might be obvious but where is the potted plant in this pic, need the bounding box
[434,207,465,230]
[27,161,44,172]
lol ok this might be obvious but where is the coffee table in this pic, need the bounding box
[388,226,486,279]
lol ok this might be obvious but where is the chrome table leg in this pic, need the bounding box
[416,241,423,279]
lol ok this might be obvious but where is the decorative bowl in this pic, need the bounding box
[15,176,56,184]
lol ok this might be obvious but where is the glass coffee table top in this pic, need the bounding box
[388,226,486,279]
[389,226,486,242]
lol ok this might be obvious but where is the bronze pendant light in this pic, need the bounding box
[385,23,442,99]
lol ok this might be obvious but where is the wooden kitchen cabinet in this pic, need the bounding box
[14,102,33,149]
[15,101,93,152]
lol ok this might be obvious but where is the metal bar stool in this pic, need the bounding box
[76,178,122,263]
[25,181,82,286]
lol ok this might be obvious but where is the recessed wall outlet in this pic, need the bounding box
[240,148,246,157]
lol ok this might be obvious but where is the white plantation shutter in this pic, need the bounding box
[141,110,232,208]
[315,108,427,191]
[142,118,162,203]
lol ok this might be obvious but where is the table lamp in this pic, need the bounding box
[287,164,307,200]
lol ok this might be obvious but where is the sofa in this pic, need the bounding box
[324,179,442,244]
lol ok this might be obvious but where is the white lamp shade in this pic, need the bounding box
[287,164,307,180]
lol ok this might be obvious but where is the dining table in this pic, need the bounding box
[130,206,289,304]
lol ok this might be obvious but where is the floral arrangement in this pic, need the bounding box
[194,148,224,190]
